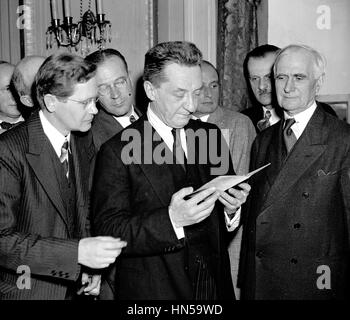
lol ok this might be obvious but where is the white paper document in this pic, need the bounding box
[185,163,270,199]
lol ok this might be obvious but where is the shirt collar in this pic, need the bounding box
[191,114,210,122]
[113,105,139,128]
[0,115,24,124]
[147,104,187,156]
[283,101,317,139]
[39,110,70,158]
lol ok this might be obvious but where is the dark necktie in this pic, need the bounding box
[129,115,136,123]
[0,121,22,130]
[60,139,70,179]
[257,110,271,132]
[171,128,186,170]
[283,118,297,153]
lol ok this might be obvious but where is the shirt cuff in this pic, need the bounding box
[169,212,185,239]
[225,207,241,232]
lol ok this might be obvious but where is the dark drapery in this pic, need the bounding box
[217,0,260,111]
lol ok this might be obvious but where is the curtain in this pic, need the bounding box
[217,0,260,111]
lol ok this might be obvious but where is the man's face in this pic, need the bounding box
[0,64,20,119]
[54,77,98,134]
[95,56,133,117]
[275,49,321,115]
[147,63,202,128]
[195,62,219,116]
[247,53,276,107]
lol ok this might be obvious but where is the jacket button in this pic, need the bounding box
[302,192,309,198]
[293,223,301,229]
[256,251,263,258]
[290,258,298,264]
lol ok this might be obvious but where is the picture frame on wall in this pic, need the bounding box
[317,94,350,124]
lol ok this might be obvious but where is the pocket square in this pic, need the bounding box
[317,169,337,177]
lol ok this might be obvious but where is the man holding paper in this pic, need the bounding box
[92,41,250,300]
[240,44,350,300]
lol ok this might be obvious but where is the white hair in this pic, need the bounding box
[273,44,326,79]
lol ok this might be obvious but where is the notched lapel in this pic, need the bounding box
[135,120,176,207]
[260,108,328,213]
[26,117,69,229]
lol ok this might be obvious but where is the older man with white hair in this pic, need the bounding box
[240,44,350,300]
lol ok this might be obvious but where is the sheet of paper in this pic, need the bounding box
[185,163,270,199]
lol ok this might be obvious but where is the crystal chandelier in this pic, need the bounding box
[46,0,112,54]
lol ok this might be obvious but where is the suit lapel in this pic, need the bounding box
[133,118,177,207]
[25,113,69,228]
[260,107,327,213]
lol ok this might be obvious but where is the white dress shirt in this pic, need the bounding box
[148,106,240,238]
[39,110,70,157]
[262,106,280,126]
[283,101,317,139]
[113,105,139,129]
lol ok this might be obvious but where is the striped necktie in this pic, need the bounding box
[283,118,297,153]
[257,110,271,132]
[60,139,69,179]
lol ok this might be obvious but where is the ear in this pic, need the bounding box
[315,73,325,94]
[143,80,156,101]
[20,95,34,107]
[43,94,58,113]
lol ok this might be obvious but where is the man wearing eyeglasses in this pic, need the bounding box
[0,53,127,300]
[85,49,141,152]
[0,61,23,134]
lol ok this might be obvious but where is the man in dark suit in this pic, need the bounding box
[92,41,250,300]
[84,48,142,299]
[0,61,22,134]
[241,44,281,133]
[85,49,141,152]
[240,44,350,300]
[0,53,126,300]
[242,45,337,133]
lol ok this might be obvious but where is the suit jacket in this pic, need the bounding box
[208,107,256,175]
[242,101,337,133]
[91,106,142,152]
[0,112,94,300]
[92,117,235,300]
[239,106,350,300]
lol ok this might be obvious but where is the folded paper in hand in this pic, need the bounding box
[185,163,270,199]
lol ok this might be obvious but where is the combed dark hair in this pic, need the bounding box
[35,53,96,110]
[143,41,203,87]
[243,44,280,81]
[85,48,128,72]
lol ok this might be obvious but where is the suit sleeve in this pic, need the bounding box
[0,140,81,282]
[92,142,184,256]
[229,117,256,175]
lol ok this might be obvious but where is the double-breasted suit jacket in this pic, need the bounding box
[239,106,350,300]
[92,116,235,300]
[0,111,94,299]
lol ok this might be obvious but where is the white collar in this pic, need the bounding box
[39,110,70,158]
[283,101,317,139]
[113,105,139,128]
[147,104,187,156]
[191,114,210,122]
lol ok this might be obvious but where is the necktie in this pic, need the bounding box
[257,110,271,132]
[171,128,186,170]
[60,139,70,179]
[0,121,22,130]
[283,118,297,153]
[129,115,136,123]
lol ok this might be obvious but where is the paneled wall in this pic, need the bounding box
[158,0,217,66]
[0,0,21,64]
[258,0,350,96]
